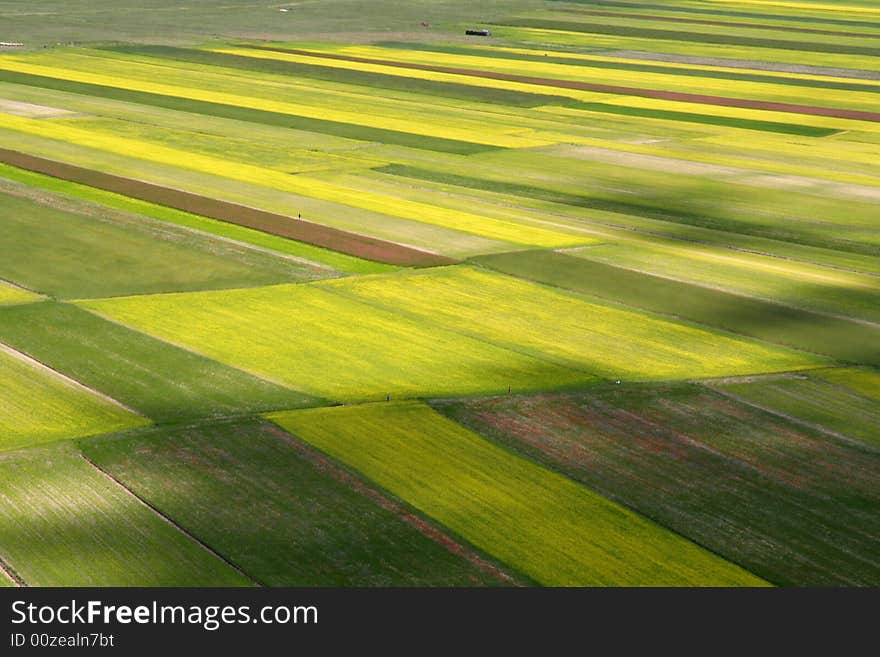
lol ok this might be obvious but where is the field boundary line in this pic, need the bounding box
[706,384,880,454]
[0,554,25,587]
[265,423,523,586]
[79,453,264,587]
[0,340,145,417]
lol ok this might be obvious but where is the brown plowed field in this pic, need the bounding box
[0,149,456,267]
[255,46,880,123]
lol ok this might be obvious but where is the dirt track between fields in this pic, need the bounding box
[253,46,880,123]
[0,149,455,267]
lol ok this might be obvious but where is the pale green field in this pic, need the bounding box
[0,344,147,452]
[0,443,253,586]
[77,278,595,403]
[269,401,767,586]
[0,280,40,307]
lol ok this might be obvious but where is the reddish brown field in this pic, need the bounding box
[0,148,456,267]
[256,47,880,123]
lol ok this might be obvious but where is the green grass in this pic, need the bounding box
[0,343,146,452]
[269,401,766,586]
[0,280,40,307]
[0,442,253,586]
[77,276,594,403]
[323,265,824,380]
[80,420,509,586]
[434,383,880,586]
[473,250,880,365]
[0,163,396,276]
[714,371,880,448]
[0,302,318,423]
[0,187,332,299]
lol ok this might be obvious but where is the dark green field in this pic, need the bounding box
[0,185,332,299]
[435,384,880,586]
[0,302,317,422]
[80,420,511,586]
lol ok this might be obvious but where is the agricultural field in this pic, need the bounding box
[0,302,317,422]
[0,443,252,586]
[713,369,880,448]
[0,0,877,588]
[0,342,146,453]
[0,280,39,307]
[269,401,766,586]
[435,384,880,586]
[80,420,510,586]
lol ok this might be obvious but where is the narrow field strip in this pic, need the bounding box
[555,8,880,37]
[0,180,336,299]
[0,112,579,249]
[101,45,577,109]
[0,280,40,307]
[472,251,880,365]
[0,302,319,422]
[0,443,253,587]
[0,149,452,267]
[549,0,880,29]
[269,401,767,586]
[712,371,880,448]
[249,45,880,123]
[0,341,147,453]
[80,421,513,586]
[496,18,880,57]
[0,67,499,154]
[0,163,396,275]
[436,384,880,586]
[376,42,880,94]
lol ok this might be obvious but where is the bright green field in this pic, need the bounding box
[77,275,593,402]
[473,250,880,366]
[0,185,334,299]
[80,420,508,586]
[0,443,252,587]
[714,370,880,448]
[0,280,40,307]
[0,343,146,452]
[0,302,317,422]
[269,401,766,586]
[324,266,824,380]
